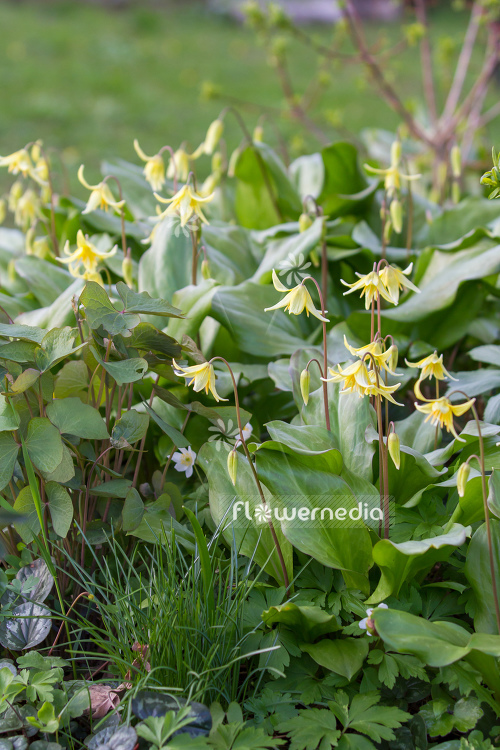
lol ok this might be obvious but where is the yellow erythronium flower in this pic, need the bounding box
[167,148,190,183]
[78,165,125,214]
[14,189,41,231]
[343,335,398,374]
[364,140,421,198]
[379,263,420,305]
[191,118,225,159]
[0,148,33,178]
[172,359,227,402]
[133,139,166,192]
[323,359,402,404]
[264,269,328,322]
[58,229,117,279]
[341,270,395,309]
[406,351,457,382]
[415,396,475,441]
[154,184,214,227]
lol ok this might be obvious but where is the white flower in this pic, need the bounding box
[236,422,253,445]
[359,602,388,636]
[172,447,197,479]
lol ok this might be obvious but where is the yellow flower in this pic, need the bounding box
[364,140,420,198]
[58,229,117,279]
[323,359,402,404]
[343,335,398,374]
[172,359,227,402]
[8,180,23,212]
[415,396,475,441]
[78,165,125,214]
[26,228,52,259]
[0,148,33,178]
[133,139,166,192]
[264,269,328,322]
[154,184,214,227]
[341,270,395,309]
[167,148,190,183]
[191,119,225,158]
[379,263,420,305]
[14,188,41,231]
[0,199,5,225]
[406,351,456,382]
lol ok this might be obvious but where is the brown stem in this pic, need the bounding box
[210,356,289,589]
[442,1,482,122]
[95,338,113,408]
[363,352,390,538]
[132,376,160,489]
[191,228,198,286]
[81,446,113,567]
[49,591,91,656]
[414,0,438,125]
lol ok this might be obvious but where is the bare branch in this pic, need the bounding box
[442,1,483,122]
[414,0,438,125]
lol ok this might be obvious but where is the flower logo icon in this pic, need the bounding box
[277,252,312,286]
[254,503,272,525]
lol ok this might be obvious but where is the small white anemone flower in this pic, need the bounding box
[172,447,197,479]
[359,602,388,636]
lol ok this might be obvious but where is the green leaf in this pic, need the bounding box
[91,479,132,498]
[464,519,500,634]
[111,409,149,448]
[122,488,144,532]
[115,281,183,318]
[80,281,140,336]
[0,433,19,491]
[127,322,181,359]
[13,487,40,544]
[302,638,369,681]
[46,397,109,439]
[0,395,20,431]
[0,324,45,345]
[262,602,340,642]
[367,524,471,604]
[319,142,372,218]
[10,369,39,395]
[25,418,64,474]
[91,346,148,386]
[45,482,73,538]
[144,403,190,449]
[34,327,85,373]
[277,708,341,750]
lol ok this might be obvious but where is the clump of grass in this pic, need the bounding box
[61,521,272,707]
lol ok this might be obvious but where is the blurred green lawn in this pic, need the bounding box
[0,0,499,188]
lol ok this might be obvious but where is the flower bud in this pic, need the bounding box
[122,255,134,288]
[386,344,399,374]
[201,258,211,280]
[457,461,470,498]
[451,145,461,178]
[388,432,400,470]
[300,368,310,405]
[204,119,224,155]
[390,199,403,234]
[391,139,402,167]
[383,219,392,244]
[227,448,238,486]
[211,151,223,173]
[0,199,5,225]
[452,182,460,205]
[252,125,264,143]
[228,148,241,178]
[299,213,313,233]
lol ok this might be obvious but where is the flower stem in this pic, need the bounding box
[303,277,330,431]
[210,356,289,590]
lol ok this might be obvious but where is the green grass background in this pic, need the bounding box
[0,0,499,188]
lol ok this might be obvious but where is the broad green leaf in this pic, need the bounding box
[13,486,40,543]
[41,445,75,484]
[115,282,183,318]
[144,403,190,450]
[127,322,181,359]
[91,479,132,498]
[45,482,73,538]
[261,602,340,641]
[34,327,85,373]
[25,418,64,474]
[0,603,51,650]
[318,142,373,217]
[0,433,20,491]
[80,281,140,336]
[0,324,45,344]
[367,524,471,604]
[15,256,71,308]
[46,397,109,439]
[0,395,20,431]
[251,218,323,283]
[464,520,500,634]
[10,368,39,394]
[138,219,192,304]
[301,638,369,681]
[122,488,145,532]
[255,441,373,593]
[91,346,148,386]
[111,409,149,448]
[210,281,305,357]
[0,340,37,363]
[54,360,88,400]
